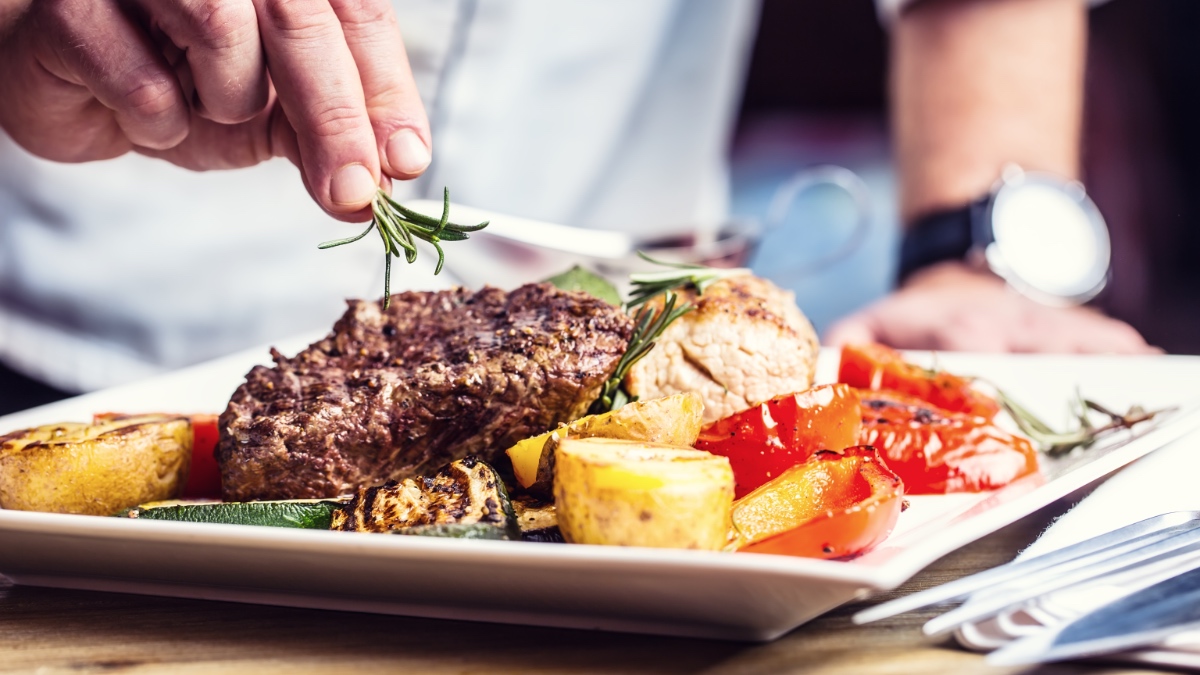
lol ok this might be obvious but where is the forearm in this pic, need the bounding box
[892,0,1087,224]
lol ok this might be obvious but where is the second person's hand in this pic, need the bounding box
[0,0,429,220]
[825,261,1160,354]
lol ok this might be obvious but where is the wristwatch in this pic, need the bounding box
[898,165,1111,306]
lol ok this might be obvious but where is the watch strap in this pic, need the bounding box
[897,197,991,284]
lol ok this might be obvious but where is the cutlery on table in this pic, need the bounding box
[852,511,1200,627]
[854,510,1200,666]
[987,561,1200,666]
[921,523,1200,636]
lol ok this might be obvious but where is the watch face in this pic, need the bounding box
[987,175,1111,303]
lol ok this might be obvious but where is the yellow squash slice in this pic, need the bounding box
[0,415,192,515]
[553,437,733,550]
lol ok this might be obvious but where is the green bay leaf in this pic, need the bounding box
[543,266,621,306]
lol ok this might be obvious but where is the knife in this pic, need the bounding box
[987,561,1200,666]
[404,199,635,260]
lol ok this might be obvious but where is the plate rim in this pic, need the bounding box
[3,349,1199,626]
[2,400,1196,593]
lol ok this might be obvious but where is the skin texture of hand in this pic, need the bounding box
[0,0,430,221]
[825,262,1160,354]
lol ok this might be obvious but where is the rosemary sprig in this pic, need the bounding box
[590,291,693,414]
[318,187,488,309]
[996,388,1173,456]
[585,253,750,413]
[626,252,751,308]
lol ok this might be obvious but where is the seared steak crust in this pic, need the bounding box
[217,284,633,501]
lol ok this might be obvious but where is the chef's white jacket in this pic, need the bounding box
[0,0,1097,392]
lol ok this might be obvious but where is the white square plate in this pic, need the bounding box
[1,342,1197,641]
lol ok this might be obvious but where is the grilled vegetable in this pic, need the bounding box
[118,458,518,539]
[121,499,342,529]
[695,384,862,499]
[94,412,222,499]
[392,523,514,540]
[553,438,734,550]
[330,457,518,538]
[0,415,191,515]
[838,343,1001,420]
[512,495,562,543]
[857,389,1040,494]
[506,392,705,492]
[732,446,903,559]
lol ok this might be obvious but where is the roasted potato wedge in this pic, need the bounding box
[0,415,192,515]
[506,392,705,491]
[553,437,733,550]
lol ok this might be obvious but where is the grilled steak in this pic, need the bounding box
[217,283,633,501]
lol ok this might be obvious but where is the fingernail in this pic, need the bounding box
[330,163,376,207]
[387,129,431,175]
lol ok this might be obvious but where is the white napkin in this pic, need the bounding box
[956,429,1200,668]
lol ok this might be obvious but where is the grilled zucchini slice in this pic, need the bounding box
[121,500,343,529]
[331,457,519,538]
[392,523,514,540]
[512,495,562,543]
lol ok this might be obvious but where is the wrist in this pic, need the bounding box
[900,259,998,290]
[897,166,1110,306]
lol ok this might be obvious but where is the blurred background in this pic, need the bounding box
[733,0,1198,353]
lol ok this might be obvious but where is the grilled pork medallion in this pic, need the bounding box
[624,275,819,423]
[217,283,634,501]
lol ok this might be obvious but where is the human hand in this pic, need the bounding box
[825,262,1159,354]
[0,0,429,220]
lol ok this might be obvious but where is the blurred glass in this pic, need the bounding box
[594,166,872,287]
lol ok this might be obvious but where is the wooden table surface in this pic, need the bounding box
[0,491,1171,675]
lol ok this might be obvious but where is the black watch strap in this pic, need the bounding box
[897,197,992,284]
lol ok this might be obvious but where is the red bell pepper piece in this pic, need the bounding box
[733,445,904,559]
[695,384,862,499]
[838,343,1001,420]
[182,414,222,498]
[857,389,1039,494]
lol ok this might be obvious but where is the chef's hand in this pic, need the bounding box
[825,261,1160,354]
[0,0,429,221]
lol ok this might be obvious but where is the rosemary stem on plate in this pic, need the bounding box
[590,291,693,414]
[997,388,1173,456]
[588,254,752,413]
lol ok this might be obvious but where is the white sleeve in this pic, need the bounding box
[875,0,1112,26]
